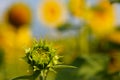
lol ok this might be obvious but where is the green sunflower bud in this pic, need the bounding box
[24,40,60,71]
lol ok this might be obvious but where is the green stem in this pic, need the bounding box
[42,75,45,80]
[39,73,46,80]
[39,75,42,80]
[39,70,48,80]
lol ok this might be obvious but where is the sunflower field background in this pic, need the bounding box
[1,0,120,80]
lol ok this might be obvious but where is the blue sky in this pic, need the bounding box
[0,0,120,39]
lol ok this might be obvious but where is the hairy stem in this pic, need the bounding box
[39,70,48,80]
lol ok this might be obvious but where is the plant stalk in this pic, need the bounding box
[39,70,48,80]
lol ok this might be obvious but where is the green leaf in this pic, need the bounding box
[12,70,41,80]
[0,48,4,67]
[12,75,31,80]
[53,65,77,69]
[57,23,71,31]
[49,68,57,73]
[110,0,120,3]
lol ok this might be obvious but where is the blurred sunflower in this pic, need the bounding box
[6,3,31,29]
[38,0,68,27]
[0,3,32,78]
[0,24,32,60]
[3,3,32,50]
[104,31,120,73]
[0,24,32,79]
[2,2,32,54]
[106,31,120,44]
[108,51,120,74]
[69,0,86,18]
[87,0,115,37]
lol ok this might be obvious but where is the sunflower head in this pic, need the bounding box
[91,0,112,19]
[38,0,67,27]
[24,40,61,71]
[69,0,86,18]
[88,0,115,37]
[6,3,31,29]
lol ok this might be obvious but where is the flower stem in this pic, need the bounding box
[39,75,42,80]
[39,70,48,80]
[39,74,46,80]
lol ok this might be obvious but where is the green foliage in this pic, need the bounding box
[110,0,120,3]
[53,28,120,80]
[0,48,4,67]
[57,23,72,31]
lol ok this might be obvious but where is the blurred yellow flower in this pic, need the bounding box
[0,24,32,78]
[108,51,120,73]
[106,31,120,44]
[38,0,68,27]
[0,25,15,49]
[69,0,86,18]
[88,0,115,37]
[0,24,32,63]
